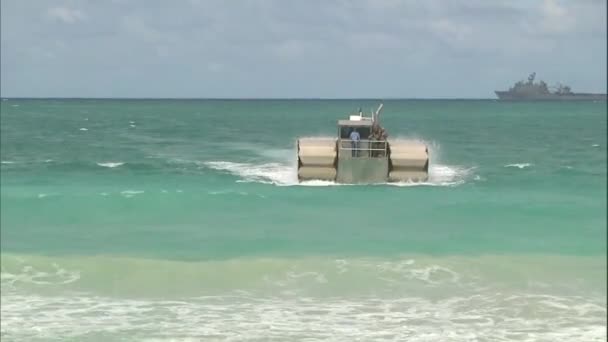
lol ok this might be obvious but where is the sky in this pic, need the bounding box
[1,0,606,98]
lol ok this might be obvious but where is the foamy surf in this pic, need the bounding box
[97,162,125,168]
[389,165,474,187]
[205,138,473,187]
[205,161,297,185]
[1,254,604,342]
[120,190,144,198]
[205,161,472,187]
[505,163,532,169]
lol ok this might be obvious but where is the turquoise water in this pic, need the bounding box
[1,99,606,341]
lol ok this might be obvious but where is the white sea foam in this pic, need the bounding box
[1,262,80,289]
[208,190,250,196]
[79,127,88,131]
[205,160,472,187]
[120,190,144,198]
[206,161,297,186]
[1,253,603,342]
[592,144,599,147]
[204,135,469,186]
[97,162,125,168]
[1,161,15,164]
[0,292,604,341]
[505,163,532,169]
[390,164,475,187]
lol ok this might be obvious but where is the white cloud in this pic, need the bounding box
[346,32,401,50]
[2,0,605,97]
[539,0,575,33]
[121,15,174,43]
[429,19,472,42]
[47,7,86,24]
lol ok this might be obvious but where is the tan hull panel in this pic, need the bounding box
[298,166,337,181]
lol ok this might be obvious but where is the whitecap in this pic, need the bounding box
[504,163,531,169]
[37,194,48,199]
[121,190,143,195]
[79,128,88,131]
[208,190,250,196]
[97,162,124,168]
[205,161,297,186]
[120,190,144,198]
[206,161,472,187]
[592,144,599,147]
[1,161,15,164]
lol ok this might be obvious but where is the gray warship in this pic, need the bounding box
[495,73,606,101]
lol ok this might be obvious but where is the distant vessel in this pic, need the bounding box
[495,73,606,101]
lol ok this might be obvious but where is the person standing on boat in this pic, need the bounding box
[378,127,388,157]
[369,124,378,157]
[349,128,360,157]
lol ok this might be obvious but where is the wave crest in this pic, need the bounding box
[97,162,125,168]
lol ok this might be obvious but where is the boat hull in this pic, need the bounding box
[495,91,607,101]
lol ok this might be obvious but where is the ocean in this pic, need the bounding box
[1,99,606,341]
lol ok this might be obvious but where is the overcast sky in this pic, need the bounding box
[1,0,606,98]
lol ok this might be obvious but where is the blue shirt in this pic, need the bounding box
[349,131,360,141]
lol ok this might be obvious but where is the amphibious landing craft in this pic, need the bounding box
[296,104,429,183]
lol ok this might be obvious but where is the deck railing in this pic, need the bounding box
[338,139,388,158]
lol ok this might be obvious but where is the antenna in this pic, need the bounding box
[374,103,384,123]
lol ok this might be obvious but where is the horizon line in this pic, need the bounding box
[1,97,498,100]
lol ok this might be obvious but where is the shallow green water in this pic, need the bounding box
[1,99,606,341]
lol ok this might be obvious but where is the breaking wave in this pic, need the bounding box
[505,163,532,169]
[96,162,125,168]
[1,254,605,341]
